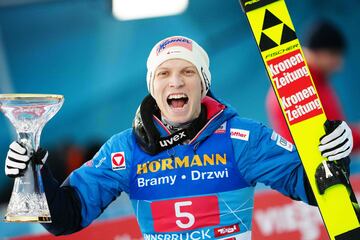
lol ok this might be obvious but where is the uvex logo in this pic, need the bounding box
[159,131,186,147]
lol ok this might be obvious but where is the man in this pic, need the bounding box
[266,20,360,152]
[5,36,354,239]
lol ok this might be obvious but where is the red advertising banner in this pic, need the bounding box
[253,175,360,240]
[10,217,142,240]
[252,189,327,239]
[11,175,360,240]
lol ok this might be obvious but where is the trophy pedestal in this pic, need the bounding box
[5,192,51,223]
[6,215,51,223]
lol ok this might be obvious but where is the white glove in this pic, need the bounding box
[5,141,48,178]
[319,121,353,161]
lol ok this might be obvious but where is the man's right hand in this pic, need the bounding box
[5,141,48,178]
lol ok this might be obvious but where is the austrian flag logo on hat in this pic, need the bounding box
[111,152,126,171]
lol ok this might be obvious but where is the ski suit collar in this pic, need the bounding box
[153,96,236,143]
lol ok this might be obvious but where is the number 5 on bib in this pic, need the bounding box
[151,196,220,232]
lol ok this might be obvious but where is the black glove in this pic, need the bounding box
[5,141,48,178]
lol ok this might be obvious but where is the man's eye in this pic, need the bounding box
[157,71,168,77]
[184,69,196,75]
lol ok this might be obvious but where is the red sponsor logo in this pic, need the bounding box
[151,196,220,232]
[215,122,227,134]
[267,49,323,125]
[111,152,126,170]
[230,128,249,141]
[214,224,240,238]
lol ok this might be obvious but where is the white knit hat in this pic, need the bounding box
[146,36,211,98]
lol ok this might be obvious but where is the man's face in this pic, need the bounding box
[152,59,203,124]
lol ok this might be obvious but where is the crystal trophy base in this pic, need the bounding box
[5,192,51,223]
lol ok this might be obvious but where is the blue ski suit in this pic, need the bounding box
[42,96,311,239]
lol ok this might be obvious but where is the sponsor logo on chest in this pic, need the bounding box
[135,153,230,188]
[159,131,186,147]
[230,128,250,141]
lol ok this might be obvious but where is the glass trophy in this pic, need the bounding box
[0,94,64,222]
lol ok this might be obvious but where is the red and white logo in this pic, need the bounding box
[215,122,227,134]
[230,128,250,141]
[156,37,192,55]
[214,224,240,238]
[267,49,323,125]
[111,152,126,170]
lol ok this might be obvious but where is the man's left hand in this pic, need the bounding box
[319,120,353,161]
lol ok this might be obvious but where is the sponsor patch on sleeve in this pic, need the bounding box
[111,152,126,170]
[277,136,293,152]
[271,130,278,141]
[230,128,250,141]
[271,131,293,152]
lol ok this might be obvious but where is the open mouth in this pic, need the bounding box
[167,93,189,109]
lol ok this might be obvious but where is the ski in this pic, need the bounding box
[238,0,360,239]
